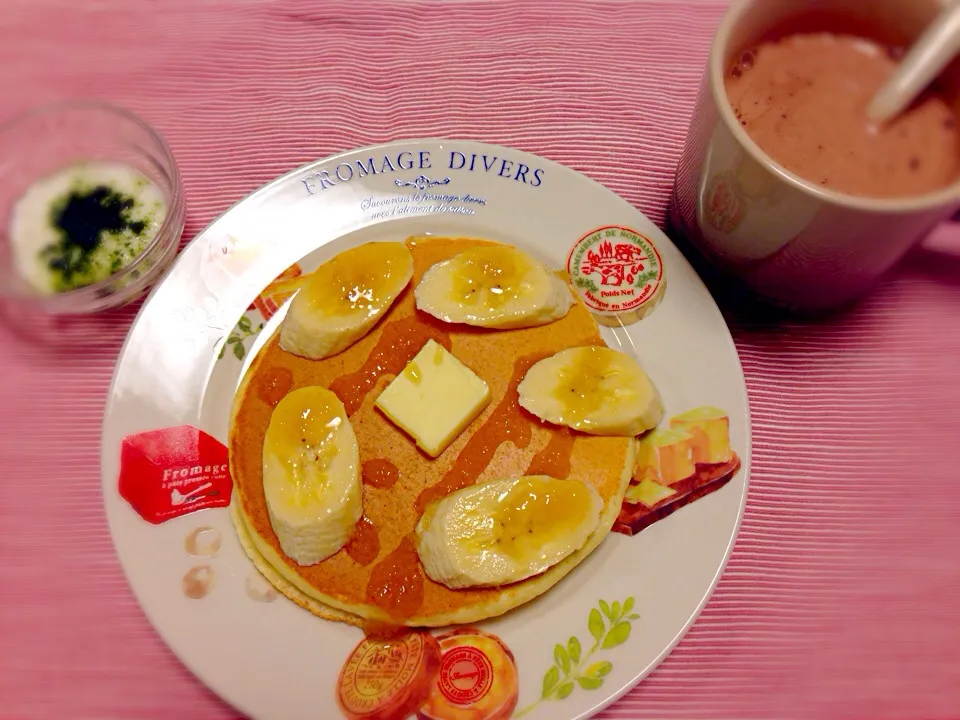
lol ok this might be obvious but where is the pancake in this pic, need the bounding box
[229,236,637,628]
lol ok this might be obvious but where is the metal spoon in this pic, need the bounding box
[866,1,960,124]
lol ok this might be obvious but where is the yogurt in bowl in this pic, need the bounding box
[0,101,185,315]
[12,161,168,295]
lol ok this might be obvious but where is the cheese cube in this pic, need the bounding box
[669,406,733,465]
[625,478,677,507]
[633,431,660,482]
[633,428,696,485]
[375,339,491,458]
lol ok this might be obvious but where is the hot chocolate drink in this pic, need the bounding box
[725,32,960,199]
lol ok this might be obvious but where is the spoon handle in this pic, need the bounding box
[867,0,960,124]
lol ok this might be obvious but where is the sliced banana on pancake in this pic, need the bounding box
[262,386,362,566]
[414,244,572,329]
[415,475,602,589]
[518,345,663,436]
[279,242,413,360]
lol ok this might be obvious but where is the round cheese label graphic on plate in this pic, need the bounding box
[418,629,518,720]
[566,225,665,327]
[438,645,493,704]
[337,631,441,720]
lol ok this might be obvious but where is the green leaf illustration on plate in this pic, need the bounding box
[588,608,605,643]
[574,275,600,293]
[633,269,658,288]
[216,313,265,362]
[515,597,639,718]
[541,665,560,698]
[602,621,631,649]
[554,644,570,674]
[576,676,603,690]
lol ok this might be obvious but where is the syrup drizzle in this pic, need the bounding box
[362,459,400,489]
[255,366,293,407]
[344,516,381,567]
[415,354,551,514]
[365,535,424,620]
[329,316,451,416]
[272,270,585,621]
[525,426,574,478]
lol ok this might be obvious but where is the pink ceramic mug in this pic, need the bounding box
[671,0,960,312]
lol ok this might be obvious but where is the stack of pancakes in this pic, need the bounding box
[229,237,637,628]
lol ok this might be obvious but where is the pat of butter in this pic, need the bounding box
[375,339,491,458]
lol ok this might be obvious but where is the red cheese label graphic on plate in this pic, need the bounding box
[438,645,493,705]
[337,631,441,720]
[251,262,307,320]
[418,629,518,720]
[567,225,665,327]
[118,425,232,524]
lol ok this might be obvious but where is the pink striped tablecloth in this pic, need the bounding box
[2,1,960,718]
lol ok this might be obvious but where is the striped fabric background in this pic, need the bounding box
[2,1,960,718]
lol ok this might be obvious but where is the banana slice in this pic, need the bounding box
[262,386,362,566]
[517,345,663,436]
[414,244,572,329]
[279,242,413,360]
[415,475,602,589]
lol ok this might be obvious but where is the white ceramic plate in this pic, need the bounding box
[100,140,750,720]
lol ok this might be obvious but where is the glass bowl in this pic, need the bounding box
[0,100,185,315]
